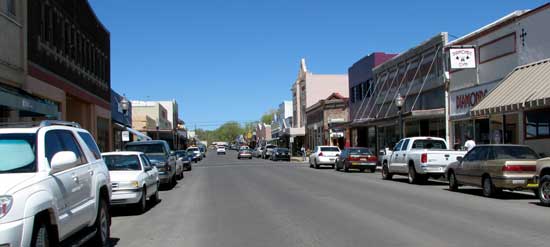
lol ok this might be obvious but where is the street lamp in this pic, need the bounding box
[120,95,130,116]
[395,93,404,140]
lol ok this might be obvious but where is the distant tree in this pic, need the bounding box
[260,109,277,124]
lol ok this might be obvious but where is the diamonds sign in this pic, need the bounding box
[450,48,476,69]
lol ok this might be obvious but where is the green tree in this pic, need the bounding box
[260,109,277,124]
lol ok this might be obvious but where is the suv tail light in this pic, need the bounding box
[502,165,536,172]
[421,153,428,163]
[319,152,324,157]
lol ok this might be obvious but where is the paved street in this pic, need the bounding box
[108,150,550,247]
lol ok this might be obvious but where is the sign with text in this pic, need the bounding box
[122,131,130,142]
[450,82,498,117]
[450,48,476,69]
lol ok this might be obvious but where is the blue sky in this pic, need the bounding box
[89,0,548,130]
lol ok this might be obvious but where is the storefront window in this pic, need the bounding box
[526,109,550,139]
[504,113,518,144]
[490,115,503,144]
[475,118,490,144]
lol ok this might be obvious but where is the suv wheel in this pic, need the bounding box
[538,175,550,206]
[31,220,50,247]
[381,163,392,180]
[448,171,459,191]
[92,198,110,246]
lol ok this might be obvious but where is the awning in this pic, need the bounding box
[0,84,58,117]
[126,127,152,141]
[472,58,550,116]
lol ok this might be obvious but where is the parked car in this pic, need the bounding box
[271,147,290,161]
[253,146,264,158]
[187,147,202,161]
[217,146,226,155]
[534,157,550,206]
[309,146,341,169]
[446,145,539,197]
[335,147,378,172]
[102,152,160,213]
[175,150,193,171]
[262,144,277,159]
[125,140,178,187]
[0,121,112,246]
[238,146,253,159]
[381,137,467,184]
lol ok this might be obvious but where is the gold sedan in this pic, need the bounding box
[446,145,539,197]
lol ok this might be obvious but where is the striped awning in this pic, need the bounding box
[472,58,550,116]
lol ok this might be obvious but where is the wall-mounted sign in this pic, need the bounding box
[450,82,498,117]
[121,131,130,142]
[450,48,476,69]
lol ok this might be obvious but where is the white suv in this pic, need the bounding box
[0,121,112,247]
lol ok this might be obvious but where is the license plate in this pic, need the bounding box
[512,180,525,185]
[330,158,335,161]
[360,158,367,161]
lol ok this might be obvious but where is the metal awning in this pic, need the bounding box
[0,85,58,117]
[126,127,152,141]
[472,58,550,116]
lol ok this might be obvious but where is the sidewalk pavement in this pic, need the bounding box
[290,156,309,163]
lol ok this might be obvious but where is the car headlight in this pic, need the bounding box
[0,196,13,219]
[118,181,140,188]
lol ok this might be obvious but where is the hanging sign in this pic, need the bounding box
[450,48,476,69]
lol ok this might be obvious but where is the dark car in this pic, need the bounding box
[271,147,290,161]
[335,147,378,173]
[125,140,178,187]
[175,150,193,171]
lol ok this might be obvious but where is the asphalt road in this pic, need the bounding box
[106,150,550,247]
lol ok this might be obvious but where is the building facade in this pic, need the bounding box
[271,101,293,146]
[347,52,396,148]
[447,4,550,150]
[131,100,186,150]
[290,58,348,152]
[354,33,448,152]
[305,93,349,149]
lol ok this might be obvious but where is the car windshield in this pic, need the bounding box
[320,147,340,152]
[492,146,539,160]
[175,151,186,158]
[125,144,165,155]
[103,155,141,171]
[0,134,37,173]
[411,140,447,150]
[348,148,372,155]
[188,148,199,152]
[276,148,289,152]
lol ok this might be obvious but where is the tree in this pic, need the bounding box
[260,109,277,124]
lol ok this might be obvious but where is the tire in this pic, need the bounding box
[91,198,110,247]
[359,168,365,173]
[344,163,349,172]
[482,176,499,198]
[150,183,160,203]
[31,220,50,247]
[538,175,550,206]
[171,175,177,188]
[448,171,459,191]
[370,167,376,173]
[381,163,393,180]
[136,187,147,213]
[309,159,313,168]
[334,163,340,171]
[314,159,320,169]
[408,164,420,184]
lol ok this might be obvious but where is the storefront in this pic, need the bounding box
[449,82,499,148]
[0,84,59,122]
[472,58,550,156]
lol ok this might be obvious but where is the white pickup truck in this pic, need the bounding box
[380,137,467,184]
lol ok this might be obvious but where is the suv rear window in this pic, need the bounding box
[321,147,340,152]
[125,144,166,154]
[0,134,37,173]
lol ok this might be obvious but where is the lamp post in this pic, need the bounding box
[395,93,404,140]
[120,95,130,116]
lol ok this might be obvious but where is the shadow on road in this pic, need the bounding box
[445,188,537,200]
[111,199,162,217]
[390,177,448,186]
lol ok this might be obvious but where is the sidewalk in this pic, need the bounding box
[290,156,309,163]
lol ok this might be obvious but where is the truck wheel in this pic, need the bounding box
[91,198,110,247]
[381,163,393,180]
[448,171,459,191]
[482,176,499,198]
[31,220,50,247]
[538,175,550,206]
[408,165,419,184]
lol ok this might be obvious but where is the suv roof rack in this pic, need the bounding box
[40,120,81,128]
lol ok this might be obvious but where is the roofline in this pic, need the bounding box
[84,0,110,35]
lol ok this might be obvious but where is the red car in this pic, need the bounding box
[335,147,378,172]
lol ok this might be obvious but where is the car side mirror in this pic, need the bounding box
[50,151,78,174]
[456,156,463,162]
[145,166,152,171]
